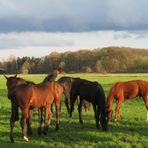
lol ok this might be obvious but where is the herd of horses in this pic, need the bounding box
[4,68,148,143]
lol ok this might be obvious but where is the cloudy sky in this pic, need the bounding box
[0,0,148,60]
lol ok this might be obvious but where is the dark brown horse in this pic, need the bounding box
[5,75,63,142]
[57,76,90,114]
[70,78,108,131]
[106,80,148,121]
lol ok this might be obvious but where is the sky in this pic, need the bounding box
[0,0,148,60]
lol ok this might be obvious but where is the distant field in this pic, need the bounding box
[0,73,148,148]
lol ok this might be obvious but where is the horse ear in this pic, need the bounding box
[14,74,17,77]
[4,75,8,80]
[57,67,62,74]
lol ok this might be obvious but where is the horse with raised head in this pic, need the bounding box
[106,80,148,121]
[69,78,108,131]
[5,74,63,143]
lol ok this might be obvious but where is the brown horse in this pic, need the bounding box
[5,75,63,142]
[4,74,36,136]
[106,80,148,121]
[57,76,90,114]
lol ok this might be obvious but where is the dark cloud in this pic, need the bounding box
[0,0,148,32]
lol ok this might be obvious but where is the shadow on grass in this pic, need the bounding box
[0,101,148,147]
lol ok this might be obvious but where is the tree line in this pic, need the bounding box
[0,46,148,74]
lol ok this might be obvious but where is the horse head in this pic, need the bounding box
[55,67,62,75]
[4,74,26,91]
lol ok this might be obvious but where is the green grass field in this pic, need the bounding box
[0,73,148,148]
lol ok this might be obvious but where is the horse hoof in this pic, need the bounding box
[96,125,99,129]
[38,130,42,136]
[23,136,29,142]
[114,118,118,122]
[28,130,33,136]
[56,125,59,131]
[43,130,47,135]
[10,138,14,143]
[68,118,72,123]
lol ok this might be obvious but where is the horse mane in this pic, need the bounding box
[25,80,35,85]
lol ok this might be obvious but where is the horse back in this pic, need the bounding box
[112,80,141,99]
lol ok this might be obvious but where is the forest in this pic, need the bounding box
[0,46,148,74]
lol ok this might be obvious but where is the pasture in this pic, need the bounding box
[0,73,148,148]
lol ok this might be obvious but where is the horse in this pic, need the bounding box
[106,80,148,121]
[69,78,108,131]
[5,74,63,142]
[5,67,62,137]
[4,74,36,136]
[57,76,90,114]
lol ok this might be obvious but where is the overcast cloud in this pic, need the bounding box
[0,1,148,60]
[0,30,148,61]
[0,0,148,32]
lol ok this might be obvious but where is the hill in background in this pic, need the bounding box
[1,46,148,73]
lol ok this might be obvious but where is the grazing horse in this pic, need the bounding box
[57,76,90,114]
[5,75,63,142]
[106,80,148,121]
[69,78,108,131]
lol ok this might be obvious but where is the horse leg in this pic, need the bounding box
[51,102,54,115]
[65,97,70,114]
[93,103,99,129]
[43,104,51,135]
[143,95,148,121]
[115,99,123,121]
[21,109,29,142]
[64,91,70,114]
[10,118,15,143]
[69,91,77,119]
[10,100,19,143]
[78,99,83,124]
[27,109,33,136]
[38,108,43,135]
[55,101,61,130]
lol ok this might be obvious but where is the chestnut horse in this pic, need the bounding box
[106,80,148,121]
[5,75,63,143]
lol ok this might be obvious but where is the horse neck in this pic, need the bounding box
[42,72,57,83]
